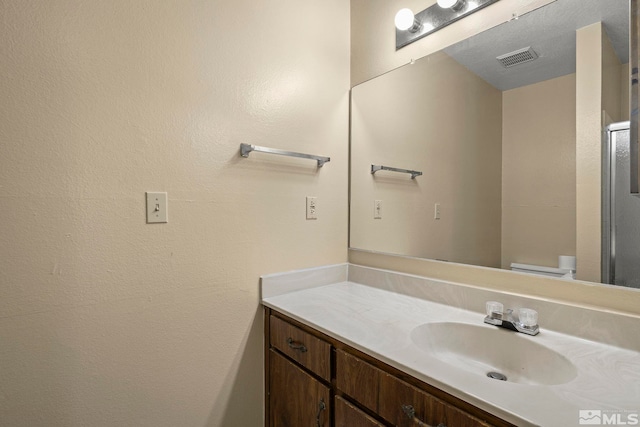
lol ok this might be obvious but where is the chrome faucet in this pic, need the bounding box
[484,302,539,336]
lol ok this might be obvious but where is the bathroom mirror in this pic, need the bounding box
[350,0,631,285]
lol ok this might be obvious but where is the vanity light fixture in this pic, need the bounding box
[437,0,466,11]
[395,0,499,50]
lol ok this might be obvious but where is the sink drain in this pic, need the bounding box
[487,371,507,381]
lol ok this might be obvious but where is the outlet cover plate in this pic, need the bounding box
[306,196,317,220]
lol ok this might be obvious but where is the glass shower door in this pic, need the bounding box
[604,122,640,288]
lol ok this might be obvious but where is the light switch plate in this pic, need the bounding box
[146,192,168,223]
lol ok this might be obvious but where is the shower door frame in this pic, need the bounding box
[602,121,631,285]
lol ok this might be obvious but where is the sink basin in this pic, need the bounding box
[410,322,577,385]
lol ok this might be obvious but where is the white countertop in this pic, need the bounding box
[261,266,640,427]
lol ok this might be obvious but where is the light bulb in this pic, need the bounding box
[395,8,415,31]
[437,0,466,10]
[437,0,457,8]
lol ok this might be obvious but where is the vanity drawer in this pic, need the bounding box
[335,395,385,427]
[336,349,381,412]
[269,315,331,381]
[379,373,446,427]
[443,402,493,427]
[378,372,494,427]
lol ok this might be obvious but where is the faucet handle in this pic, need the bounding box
[485,301,504,318]
[519,308,538,327]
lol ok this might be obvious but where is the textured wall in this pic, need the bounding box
[0,1,349,426]
[622,63,631,119]
[576,22,621,282]
[502,74,577,269]
[602,31,623,124]
[350,51,502,267]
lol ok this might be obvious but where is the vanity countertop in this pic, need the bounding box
[261,267,640,427]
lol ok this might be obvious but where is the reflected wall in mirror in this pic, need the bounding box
[350,0,631,285]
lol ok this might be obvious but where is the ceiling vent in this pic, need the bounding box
[496,46,538,68]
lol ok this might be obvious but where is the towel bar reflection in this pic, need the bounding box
[371,164,422,179]
[240,143,330,168]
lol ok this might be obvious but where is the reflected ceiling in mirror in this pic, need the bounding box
[349,0,629,284]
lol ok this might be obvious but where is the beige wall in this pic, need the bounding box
[350,0,554,86]
[603,33,623,124]
[0,1,349,426]
[622,63,631,120]
[350,52,502,267]
[576,23,622,282]
[502,74,577,269]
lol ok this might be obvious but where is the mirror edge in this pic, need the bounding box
[631,0,639,192]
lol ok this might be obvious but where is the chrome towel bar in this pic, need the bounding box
[240,143,330,168]
[371,164,422,179]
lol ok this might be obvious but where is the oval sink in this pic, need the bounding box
[410,322,577,385]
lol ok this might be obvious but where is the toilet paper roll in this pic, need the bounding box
[559,255,576,270]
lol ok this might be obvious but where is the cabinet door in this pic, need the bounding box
[269,350,330,427]
[335,395,385,427]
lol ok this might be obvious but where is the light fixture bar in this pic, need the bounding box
[396,0,499,50]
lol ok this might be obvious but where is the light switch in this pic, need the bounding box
[146,192,168,223]
[434,203,441,220]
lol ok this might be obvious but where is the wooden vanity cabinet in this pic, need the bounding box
[335,395,385,427]
[378,372,492,427]
[335,349,381,411]
[265,308,514,427]
[337,348,491,427]
[269,350,330,427]
[378,372,447,426]
[269,314,331,381]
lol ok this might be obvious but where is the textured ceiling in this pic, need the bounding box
[443,0,629,91]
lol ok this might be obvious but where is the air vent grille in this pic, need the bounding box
[496,46,538,68]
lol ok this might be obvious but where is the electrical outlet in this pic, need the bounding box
[374,200,382,219]
[306,196,317,220]
[146,192,168,223]
[434,203,441,220]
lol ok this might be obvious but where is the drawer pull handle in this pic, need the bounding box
[401,404,446,427]
[315,399,326,427]
[286,337,308,353]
